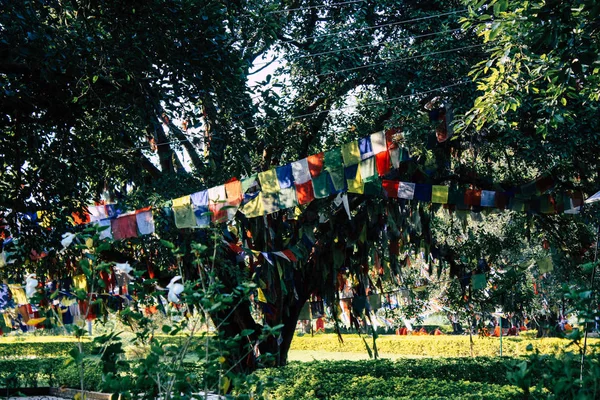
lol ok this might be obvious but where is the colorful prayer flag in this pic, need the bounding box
[431,185,449,204]
[262,192,280,215]
[296,180,315,204]
[345,164,364,194]
[359,157,377,180]
[225,179,243,205]
[464,189,482,206]
[537,256,554,273]
[136,210,155,235]
[278,187,298,209]
[258,169,280,193]
[370,131,386,154]
[291,158,311,184]
[480,190,496,207]
[398,182,415,199]
[312,172,331,199]
[111,214,139,239]
[240,192,265,218]
[471,274,486,290]
[358,137,374,160]
[341,141,361,166]
[307,153,324,177]
[414,184,432,202]
[324,148,344,170]
[375,151,391,176]
[382,180,399,198]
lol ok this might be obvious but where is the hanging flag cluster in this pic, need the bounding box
[53,130,585,239]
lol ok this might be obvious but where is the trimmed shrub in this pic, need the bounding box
[289,334,600,357]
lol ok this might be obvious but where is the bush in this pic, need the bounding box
[0,357,102,391]
[289,334,600,357]
[0,337,93,359]
[253,363,524,400]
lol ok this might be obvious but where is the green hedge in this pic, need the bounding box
[290,334,600,357]
[0,339,93,359]
[0,357,102,390]
[254,366,524,400]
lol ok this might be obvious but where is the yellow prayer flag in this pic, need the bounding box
[9,285,27,305]
[172,195,191,207]
[240,193,265,218]
[257,288,267,303]
[341,141,361,166]
[347,166,364,194]
[258,169,280,193]
[431,185,449,204]
[73,274,88,292]
[26,317,47,326]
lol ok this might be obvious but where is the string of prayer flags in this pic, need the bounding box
[262,192,280,215]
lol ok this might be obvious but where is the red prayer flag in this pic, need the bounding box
[382,180,399,198]
[282,249,297,262]
[375,151,391,176]
[307,153,324,177]
[72,211,91,225]
[464,189,482,206]
[295,180,315,205]
[111,214,138,240]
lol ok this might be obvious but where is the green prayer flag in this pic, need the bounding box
[471,274,486,290]
[363,176,381,196]
[431,185,449,204]
[341,141,361,166]
[537,256,554,273]
[324,148,344,170]
[540,195,555,214]
[312,172,331,199]
[173,205,197,229]
[241,174,258,192]
[328,167,346,191]
[298,303,311,320]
